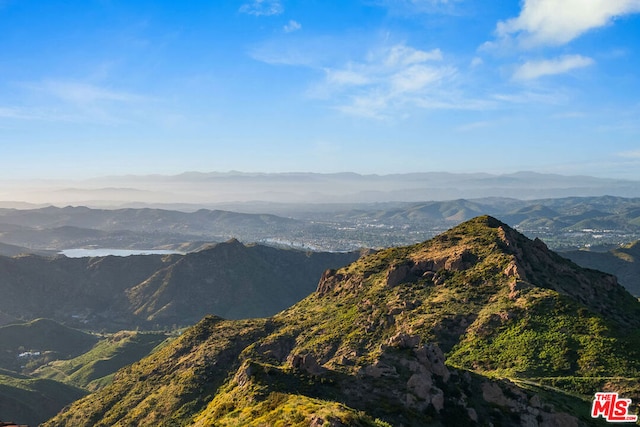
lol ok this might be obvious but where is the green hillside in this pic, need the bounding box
[0,319,98,374]
[33,330,170,391]
[44,216,640,426]
[0,320,170,426]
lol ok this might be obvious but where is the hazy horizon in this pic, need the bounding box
[1,1,639,181]
[1,169,639,208]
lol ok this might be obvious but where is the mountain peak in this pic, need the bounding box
[317,215,517,297]
[317,215,638,327]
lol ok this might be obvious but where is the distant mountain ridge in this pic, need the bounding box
[0,206,305,253]
[43,216,640,426]
[0,205,299,238]
[3,171,640,206]
[2,196,640,255]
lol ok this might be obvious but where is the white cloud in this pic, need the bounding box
[2,107,59,122]
[470,57,483,68]
[311,43,460,118]
[496,0,640,47]
[324,68,372,86]
[384,45,442,67]
[239,0,283,16]
[0,105,105,123]
[618,149,640,158]
[253,38,497,118]
[335,94,390,120]
[248,36,340,67]
[552,111,587,119]
[513,55,594,80]
[2,80,152,124]
[492,90,567,105]
[283,20,301,33]
[36,80,146,105]
[0,107,32,120]
[390,64,448,93]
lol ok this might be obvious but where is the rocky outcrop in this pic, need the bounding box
[255,335,296,363]
[316,269,346,296]
[384,249,480,288]
[310,416,345,427]
[387,332,421,348]
[401,358,444,413]
[385,264,412,288]
[495,222,638,326]
[288,353,325,375]
[363,360,399,378]
[481,382,580,427]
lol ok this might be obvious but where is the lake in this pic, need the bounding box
[59,248,184,258]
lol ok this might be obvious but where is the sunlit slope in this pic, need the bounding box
[32,330,169,391]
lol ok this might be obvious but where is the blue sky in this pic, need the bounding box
[0,0,639,180]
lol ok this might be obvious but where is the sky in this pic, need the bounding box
[0,0,639,180]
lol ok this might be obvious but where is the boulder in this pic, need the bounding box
[407,373,432,400]
[386,264,411,288]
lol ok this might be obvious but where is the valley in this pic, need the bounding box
[2,196,640,255]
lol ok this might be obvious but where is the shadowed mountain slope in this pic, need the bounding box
[126,239,364,324]
[0,242,362,331]
[0,372,87,427]
[0,319,96,426]
[563,240,640,296]
[44,216,640,426]
[0,319,170,426]
[0,241,47,257]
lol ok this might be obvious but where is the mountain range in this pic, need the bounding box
[2,196,640,254]
[3,171,640,207]
[42,216,640,426]
[0,206,302,252]
[2,198,640,300]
